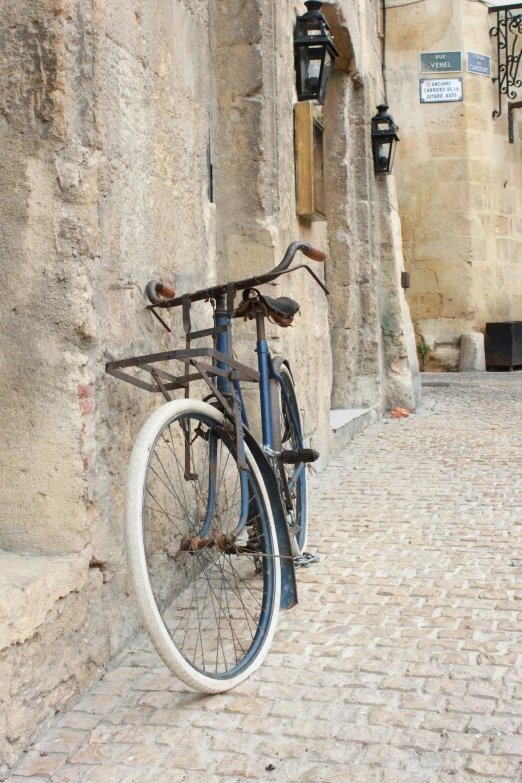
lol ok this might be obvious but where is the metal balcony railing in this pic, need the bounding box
[489,3,522,119]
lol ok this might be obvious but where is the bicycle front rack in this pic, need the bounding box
[105,346,259,398]
[105,289,258,472]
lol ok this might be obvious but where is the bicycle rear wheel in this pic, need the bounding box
[273,364,308,555]
[125,399,280,693]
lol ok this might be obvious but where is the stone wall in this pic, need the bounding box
[0,0,419,768]
[387,0,522,371]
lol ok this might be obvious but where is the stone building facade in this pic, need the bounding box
[0,0,419,768]
[387,0,522,371]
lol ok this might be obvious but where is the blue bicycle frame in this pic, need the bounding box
[200,298,303,545]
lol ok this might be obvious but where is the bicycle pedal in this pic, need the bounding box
[293,551,320,569]
[280,449,319,464]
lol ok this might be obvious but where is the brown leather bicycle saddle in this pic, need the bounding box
[234,288,300,327]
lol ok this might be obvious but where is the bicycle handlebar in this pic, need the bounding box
[270,241,326,275]
[146,241,327,308]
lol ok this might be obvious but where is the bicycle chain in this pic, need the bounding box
[293,551,320,569]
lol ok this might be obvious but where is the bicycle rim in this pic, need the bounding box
[126,401,280,688]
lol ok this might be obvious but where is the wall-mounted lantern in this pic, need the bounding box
[294,1,339,105]
[371,104,399,175]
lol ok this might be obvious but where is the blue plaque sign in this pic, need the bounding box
[419,51,462,74]
[467,52,491,77]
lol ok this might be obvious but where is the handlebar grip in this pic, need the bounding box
[146,280,176,305]
[303,246,326,262]
[158,283,176,298]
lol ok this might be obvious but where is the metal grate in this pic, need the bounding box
[489,3,522,119]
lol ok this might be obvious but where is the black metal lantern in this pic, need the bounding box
[371,104,400,175]
[294,1,339,105]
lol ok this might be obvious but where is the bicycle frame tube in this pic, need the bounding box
[214,298,249,428]
[213,297,250,538]
[214,297,231,397]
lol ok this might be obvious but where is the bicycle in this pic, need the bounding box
[106,241,328,693]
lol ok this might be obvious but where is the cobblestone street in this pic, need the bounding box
[8,373,522,783]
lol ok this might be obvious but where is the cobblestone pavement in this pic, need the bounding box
[7,373,522,783]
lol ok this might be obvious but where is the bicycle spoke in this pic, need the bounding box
[147,463,195,530]
[197,551,249,660]
[139,410,277,679]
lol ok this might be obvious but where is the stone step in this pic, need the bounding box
[328,407,377,461]
[0,551,87,652]
[0,550,92,768]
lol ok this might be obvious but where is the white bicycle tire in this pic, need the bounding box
[124,398,281,693]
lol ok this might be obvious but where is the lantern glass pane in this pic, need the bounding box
[318,49,333,104]
[389,139,397,172]
[377,141,391,170]
[297,47,307,96]
[296,18,322,37]
[298,47,310,96]
[302,46,324,95]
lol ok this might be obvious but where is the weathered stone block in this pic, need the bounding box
[463,77,483,105]
[428,131,469,158]
[459,332,486,372]
[513,294,522,319]
[408,293,442,320]
[416,318,475,345]
[415,237,483,264]
[408,267,438,295]
[503,264,522,288]
[387,0,453,51]
[213,0,261,46]
[424,343,460,372]
[511,216,522,236]
[215,43,263,98]
[428,158,470,183]
[463,107,488,132]
[495,215,509,237]
[0,552,87,651]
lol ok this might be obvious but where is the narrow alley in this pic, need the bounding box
[8,374,522,783]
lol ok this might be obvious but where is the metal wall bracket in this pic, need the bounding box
[508,100,522,141]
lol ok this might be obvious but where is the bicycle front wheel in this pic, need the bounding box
[125,399,280,693]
